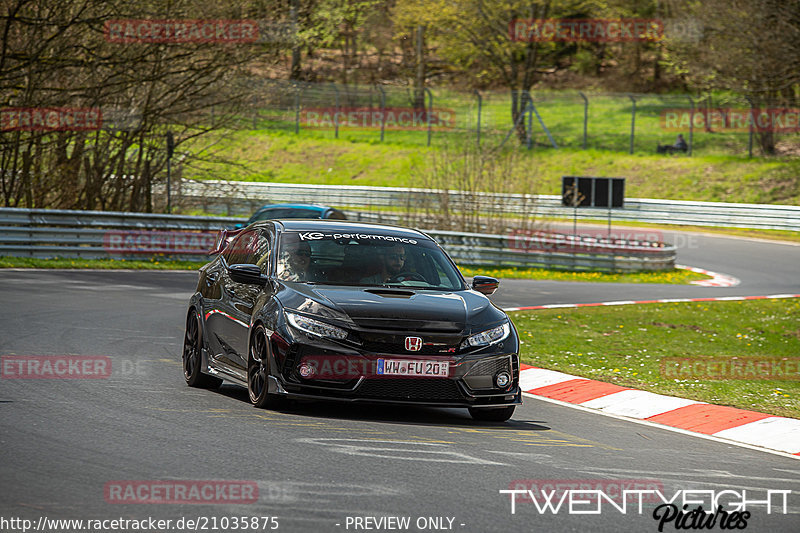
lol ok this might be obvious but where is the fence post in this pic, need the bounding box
[424,87,433,146]
[376,84,386,142]
[473,89,482,147]
[526,100,533,150]
[579,91,588,149]
[294,84,300,134]
[331,83,340,139]
[746,96,754,158]
[628,94,636,154]
[525,91,558,149]
[687,95,694,156]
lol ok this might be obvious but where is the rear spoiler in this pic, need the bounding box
[208,228,243,255]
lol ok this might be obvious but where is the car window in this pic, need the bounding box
[224,230,270,269]
[276,231,465,289]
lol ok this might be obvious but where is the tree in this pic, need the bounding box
[0,0,286,210]
[394,0,597,142]
[661,0,800,154]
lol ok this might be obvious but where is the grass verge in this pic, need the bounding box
[512,299,800,418]
[0,257,710,284]
[183,128,800,205]
[461,266,710,284]
[0,257,202,270]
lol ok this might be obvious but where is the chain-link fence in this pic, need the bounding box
[224,81,798,157]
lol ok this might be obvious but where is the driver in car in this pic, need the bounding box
[278,242,313,282]
[360,244,410,284]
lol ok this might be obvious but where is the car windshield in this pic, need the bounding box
[276,231,465,290]
[251,208,322,222]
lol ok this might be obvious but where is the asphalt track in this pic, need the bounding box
[1,230,799,533]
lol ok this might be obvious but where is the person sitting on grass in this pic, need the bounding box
[657,133,688,154]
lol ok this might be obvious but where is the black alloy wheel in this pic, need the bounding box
[183,310,222,389]
[248,325,274,408]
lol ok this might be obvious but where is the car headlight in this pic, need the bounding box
[286,312,348,340]
[461,322,510,348]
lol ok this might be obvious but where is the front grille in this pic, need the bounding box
[356,378,463,401]
[358,331,462,356]
[466,356,511,377]
[360,340,459,356]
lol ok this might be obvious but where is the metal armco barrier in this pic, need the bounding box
[0,208,242,261]
[179,180,800,231]
[0,207,675,272]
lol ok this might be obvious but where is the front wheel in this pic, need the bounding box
[248,325,276,408]
[182,310,222,389]
[468,405,515,422]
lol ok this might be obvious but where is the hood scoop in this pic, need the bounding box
[364,288,415,299]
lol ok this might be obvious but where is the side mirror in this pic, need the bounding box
[229,264,267,285]
[472,275,499,295]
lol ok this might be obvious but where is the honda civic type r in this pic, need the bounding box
[182,220,521,421]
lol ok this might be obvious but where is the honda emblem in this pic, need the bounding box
[405,336,422,352]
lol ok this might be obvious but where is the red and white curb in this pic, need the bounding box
[520,364,800,457]
[676,264,740,287]
[503,293,800,312]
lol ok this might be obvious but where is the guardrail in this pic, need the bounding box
[0,207,675,272]
[0,208,242,261]
[178,180,800,231]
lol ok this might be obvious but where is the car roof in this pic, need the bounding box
[251,219,433,240]
[254,203,331,212]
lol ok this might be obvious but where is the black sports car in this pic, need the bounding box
[182,220,521,421]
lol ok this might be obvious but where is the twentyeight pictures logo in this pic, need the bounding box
[501,484,792,531]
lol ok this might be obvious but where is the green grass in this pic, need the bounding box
[0,256,203,270]
[0,257,711,285]
[535,219,800,244]
[461,266,710,284]
[512,299,800,418]
[183,128,800,206]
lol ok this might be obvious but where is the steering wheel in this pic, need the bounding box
[386,272,427,283]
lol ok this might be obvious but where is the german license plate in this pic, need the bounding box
[377,359,449,377]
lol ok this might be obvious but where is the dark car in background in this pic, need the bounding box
[182,220,521,421]
[244,203,347,225]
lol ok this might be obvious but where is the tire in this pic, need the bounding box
[183,310,222,389]
[247,324,275,408]
[468,405,515,422]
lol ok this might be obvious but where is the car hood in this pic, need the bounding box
[280,284,506,333]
